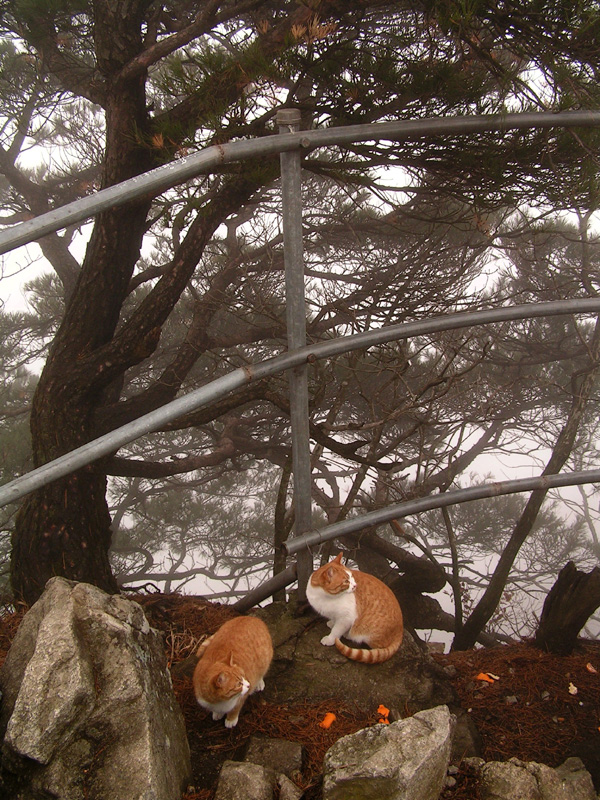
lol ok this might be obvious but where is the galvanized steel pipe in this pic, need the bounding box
[282,469,600,555]
[278,109,314,596]
[2,111,600,255]
[0,298,599,508]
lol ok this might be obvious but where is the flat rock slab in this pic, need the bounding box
[256,601,457,716]
[244,735,303,780]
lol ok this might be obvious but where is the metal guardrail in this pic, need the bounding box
[1,298,600,509]
[278,110,313,584]
[3,110,600,254]
[2,108,600,602]
[283,470,600,555]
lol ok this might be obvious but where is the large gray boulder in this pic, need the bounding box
[472,756,598,800]
[322,704,455,800]
[0,577,191,800]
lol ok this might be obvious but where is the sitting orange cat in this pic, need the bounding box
[192,615,273,728]
[306,552,403,664]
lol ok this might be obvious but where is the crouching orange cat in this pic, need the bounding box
[192,615,273,728]
[306,552,403,664]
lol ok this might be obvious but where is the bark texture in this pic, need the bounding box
[10,1,155,602]
[534,562,600,655]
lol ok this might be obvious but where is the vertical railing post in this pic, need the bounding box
[278,108,313,602]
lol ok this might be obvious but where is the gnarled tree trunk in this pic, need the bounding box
[10,1,154,604]
[534,561,600,655]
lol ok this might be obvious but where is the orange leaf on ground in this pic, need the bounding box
[475,672,496,683]
[319,712,336,729]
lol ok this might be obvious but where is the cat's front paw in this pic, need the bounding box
[255,678,265,692]
[212,711,225,721]
[225,716,239,728]
[321,634,336,646]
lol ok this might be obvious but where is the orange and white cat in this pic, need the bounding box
[192,615,273,728]
[306,552,404,664]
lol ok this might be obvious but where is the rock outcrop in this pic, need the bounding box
[254,600,481,762]
[212,706,456,800]
[469,755,598,800]
[322,705,455,800]
[7,586,594,800]
[0,577,191,800]
[211,720,600,800]
[214,761,303,800]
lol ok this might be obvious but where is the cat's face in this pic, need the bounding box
[202,655,250,703]
[311,553,356,595]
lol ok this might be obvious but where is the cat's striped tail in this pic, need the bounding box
[334,636,402,664]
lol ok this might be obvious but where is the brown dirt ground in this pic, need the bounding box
[1,592,599,800]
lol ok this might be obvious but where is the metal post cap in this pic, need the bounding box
[277,108,302,126]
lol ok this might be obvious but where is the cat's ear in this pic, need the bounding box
[227,651,235,667]
[334,552,344,564]
[215,672,227,687]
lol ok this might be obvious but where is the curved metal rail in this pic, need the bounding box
[1,298,599,508]
[2,108,600,603]
[2,110,600,254]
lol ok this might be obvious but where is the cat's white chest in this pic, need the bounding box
[197,694,238,715]
[306,577,357,622]
[196,677,250,715]
[307,569,362,647]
